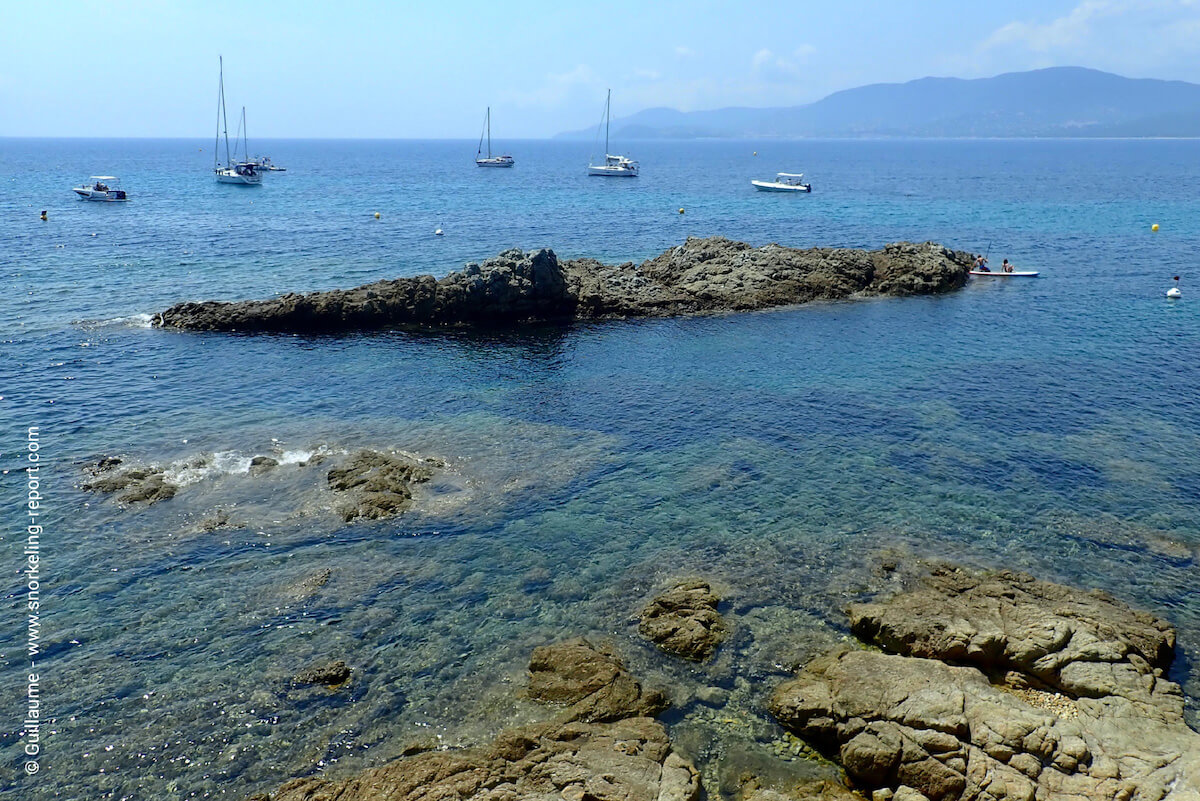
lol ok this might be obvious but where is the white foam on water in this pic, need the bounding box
[278,446,340,465]
[162,451,254,487]
[78,312,157,330]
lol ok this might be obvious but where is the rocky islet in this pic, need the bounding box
[157,237,973,333]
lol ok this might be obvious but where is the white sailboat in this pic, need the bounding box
[213,57,261,186]
[475,107,514,167]
[588,90,638,177]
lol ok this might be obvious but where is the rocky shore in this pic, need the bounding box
[255,639,698,801]
[157,237,973,333]
[246,566,1199,801]
[771,567,1200,800]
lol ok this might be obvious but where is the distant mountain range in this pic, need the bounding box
[555,67,1200,139]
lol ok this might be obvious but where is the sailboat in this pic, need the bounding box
[475,107,514,167]
[213,57,261,185]
[588,89,638,177]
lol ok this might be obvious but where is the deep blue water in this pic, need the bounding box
[2,138,1200,799]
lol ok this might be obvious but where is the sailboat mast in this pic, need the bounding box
[605,89,611,155]
[241,106,248,163]
[487,107,492,158]
[215,56,223,170]
[220,57,232,168]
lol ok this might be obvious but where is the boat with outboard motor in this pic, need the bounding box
[751,173,811,192]
[72,176,128,201]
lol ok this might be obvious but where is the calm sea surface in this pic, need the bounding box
[2,138,1200,799]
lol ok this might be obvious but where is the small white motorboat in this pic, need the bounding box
[752,173,811,192]
[73,176,129,201]
[969,269,1039,277]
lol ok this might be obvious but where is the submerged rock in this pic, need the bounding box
[158,238,973,333]
[196,508,234,532]
[255,639,696,801]
[248,455,279,476]
[279,568,332,604]
[292,659,351,687]
[639,578,727,661]
[326,449,437,521]
[769,567,1200,801]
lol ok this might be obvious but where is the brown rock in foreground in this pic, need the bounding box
[159,237,973,333]
[847,566,1179,714]
[253,639,696,801]
[639,579,727,661]
[527,637,670,722]
[769,568,1200,801]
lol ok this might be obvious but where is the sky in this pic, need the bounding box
[5,0,1200,138]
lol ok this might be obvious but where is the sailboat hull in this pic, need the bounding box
[475,157,514,167]
[215,169,262,185]
[588,165,638,177]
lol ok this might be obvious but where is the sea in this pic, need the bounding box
[2,137,1200,799]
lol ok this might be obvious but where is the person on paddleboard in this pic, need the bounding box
[974,254,989,272]
[1003,259,1014,273]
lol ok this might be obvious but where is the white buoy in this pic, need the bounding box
[434,227,443,236]
[1167,275,1182,298]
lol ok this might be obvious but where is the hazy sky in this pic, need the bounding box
[6,0,1200,138]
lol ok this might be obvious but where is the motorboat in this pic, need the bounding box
[252,156,286,172]
[73,176,128,202]
[213,57,262,186]
[752,173,811,192]
[475,107,514,167]
[588,90,638,177]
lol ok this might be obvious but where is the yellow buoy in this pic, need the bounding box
[678,207,685,214]
[1152,223,1160,232]
[752,151,757,156]
[374,212,381,219]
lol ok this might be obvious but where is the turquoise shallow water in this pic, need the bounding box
[2,138,1200,799]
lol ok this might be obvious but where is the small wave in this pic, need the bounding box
[162,451,253,487]
[278,446,340,465]
[77,312,157,330]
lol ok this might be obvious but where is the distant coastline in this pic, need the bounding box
[554,66,1200,141]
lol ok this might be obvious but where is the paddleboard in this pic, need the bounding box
[969,270,1039,277]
